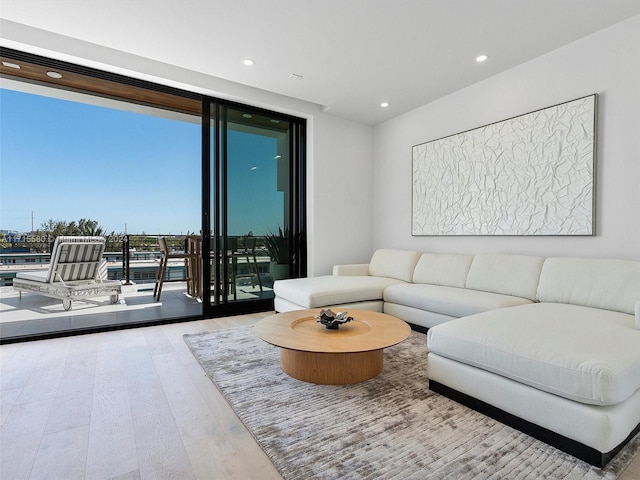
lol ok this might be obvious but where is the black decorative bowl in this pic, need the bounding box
[316,309,353,330]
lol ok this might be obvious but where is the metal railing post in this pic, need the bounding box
[123,235,132,285]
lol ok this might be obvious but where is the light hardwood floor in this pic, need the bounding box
[1,313,639,480]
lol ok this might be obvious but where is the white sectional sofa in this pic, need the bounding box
[273,249,640,467]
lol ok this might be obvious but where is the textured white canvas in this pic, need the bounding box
[412,95,596,235]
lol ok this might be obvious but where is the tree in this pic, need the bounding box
[0,233,10,250]
[77,218,104,236]
[34,218,111,252]
[39,218,105,237]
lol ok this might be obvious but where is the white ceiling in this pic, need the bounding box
[1,0,640,125]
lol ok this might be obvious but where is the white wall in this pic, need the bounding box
[308,115,374,274]
[0,20,374,276]
[373,15,640,261]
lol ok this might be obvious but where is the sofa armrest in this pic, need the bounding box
[636,301,640,330]
[333,264,370,276]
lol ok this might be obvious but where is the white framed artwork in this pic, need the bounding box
[412,94,596,235]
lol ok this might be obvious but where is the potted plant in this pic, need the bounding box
[264,226,290,281]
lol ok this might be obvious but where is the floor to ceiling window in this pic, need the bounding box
[0,48,306,342]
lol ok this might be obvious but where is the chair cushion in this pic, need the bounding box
[368,249,421,282]
[412,253,473,287]
[427,303,640,406]
[384,283,532,318]
[15,270,49,282]
[273,275,405,308]
[465,254,544,301]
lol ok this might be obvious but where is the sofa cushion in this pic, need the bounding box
[427,303,640,406]
[412,253,473,287]
[384,283,532,318]
[273,275,405,309]
[465,254,544,301]
[368,249,421,282]
[332,264,369,276]
[537,257,640,315]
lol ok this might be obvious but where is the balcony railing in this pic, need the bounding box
[0,234,274,288]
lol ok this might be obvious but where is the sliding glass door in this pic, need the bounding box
[205,103,305,315]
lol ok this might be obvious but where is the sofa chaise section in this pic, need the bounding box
[427,256,640,467]
[274,275,405,313]
[273,249,421,313]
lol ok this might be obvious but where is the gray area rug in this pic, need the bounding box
[184,326,640,479]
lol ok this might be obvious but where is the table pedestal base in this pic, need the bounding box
[280,348,383,385]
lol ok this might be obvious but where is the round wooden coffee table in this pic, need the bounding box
[254,308,411,384]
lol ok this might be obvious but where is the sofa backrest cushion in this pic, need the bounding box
[465,254,544,300]
[368,249,421,283]
[537,258,640,315]
[412,253,474,287]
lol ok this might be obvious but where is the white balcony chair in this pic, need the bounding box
[13,236,122,311]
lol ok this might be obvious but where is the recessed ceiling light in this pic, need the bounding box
[242,113,253,118]
[270,119,281,124]
[46,71,63,79]
[2,61,21,69]
[251,166,257,171]
[380,102,390,108]
[274,155,282,159]
[476,54,489,62]
[243,59,255,66]
[289,73,303,80]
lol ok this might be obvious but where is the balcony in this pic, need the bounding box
[0,235,277,341]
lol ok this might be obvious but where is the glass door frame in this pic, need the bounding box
[200,99,306,317]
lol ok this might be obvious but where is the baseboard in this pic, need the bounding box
[429,380,640,468]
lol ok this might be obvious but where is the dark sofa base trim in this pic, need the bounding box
[407,322,429,334]
[429,380,640,468]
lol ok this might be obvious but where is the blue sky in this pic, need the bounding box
[0,88,284,236]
